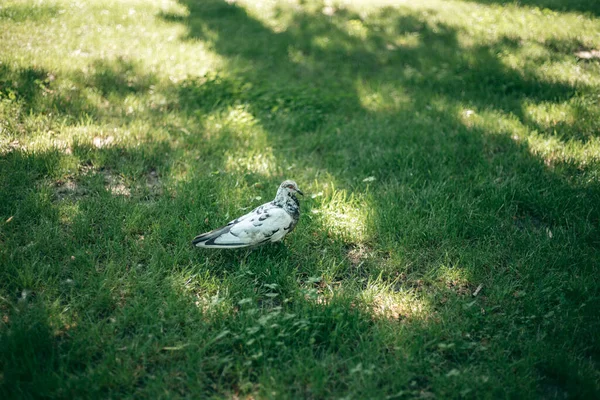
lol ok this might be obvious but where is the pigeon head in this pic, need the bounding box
[273,180,303,214]
[279,180,304,196]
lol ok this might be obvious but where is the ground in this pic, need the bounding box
[1,0,599,398]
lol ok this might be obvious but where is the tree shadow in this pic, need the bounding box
[0,297,66,398]
[160,1,600,263]
[84,58,158,98]
[0,58,160,130]
[462,0,600,16]
[166,1,592,140]
[161,0,598,204]
[158,1,600,395]
[1,0,599,397]
[0,142,429,398]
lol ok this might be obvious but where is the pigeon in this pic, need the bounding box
[192,180,303,249]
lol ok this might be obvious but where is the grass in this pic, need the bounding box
[1,0,599,398]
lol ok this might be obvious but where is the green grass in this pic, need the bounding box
[1,0,599,398]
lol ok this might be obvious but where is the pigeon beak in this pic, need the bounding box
[296,189,304,196]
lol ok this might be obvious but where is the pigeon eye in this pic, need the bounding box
[287,185,294,189]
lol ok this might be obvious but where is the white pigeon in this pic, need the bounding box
[192,180,303,249]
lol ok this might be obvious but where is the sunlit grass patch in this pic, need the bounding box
[0,0,225,85]
[435,259,475,296]
[356,79,412,113]
[459,104,600,171]
[197,106,281,176]
[170,270,234,316]
[524,97,600,142]
[311,185,371,243]
[56,200,81,227]
[362,282,432,322]
[225,149,277,176]
[526,133,600,172]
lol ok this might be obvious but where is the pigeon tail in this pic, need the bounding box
[192,226,230,247]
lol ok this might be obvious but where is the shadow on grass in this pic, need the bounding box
[167,1,590,135]
[0,143,426,398]
[0,58,160,129]
[161,0,599,395]
[85,58,158,98]
[0,298,66,398]
[164,0,599,217]
[1,0,599,397]
[463,0,600,16]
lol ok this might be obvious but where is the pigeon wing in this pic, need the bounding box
[192,204,266,247]
[193,206,293,248]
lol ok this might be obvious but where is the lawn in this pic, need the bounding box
[1,0,599,398]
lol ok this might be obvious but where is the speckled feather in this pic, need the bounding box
[192,180,303,249]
